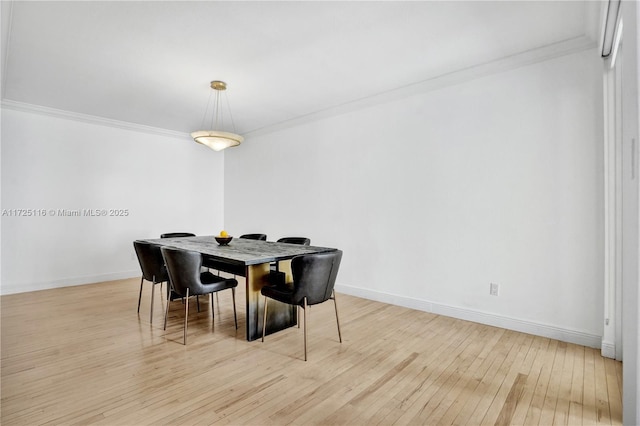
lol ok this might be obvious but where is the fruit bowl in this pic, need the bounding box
[215,236,233,246]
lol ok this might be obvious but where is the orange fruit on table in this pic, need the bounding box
[220,230,228,237]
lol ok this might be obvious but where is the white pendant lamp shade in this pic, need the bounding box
[191,80,243,152]
[191,130,243,151]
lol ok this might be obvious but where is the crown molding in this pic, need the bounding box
[1,99,191,140]
[245,35,597,138]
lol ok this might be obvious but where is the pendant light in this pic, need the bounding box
[191,80,243,151]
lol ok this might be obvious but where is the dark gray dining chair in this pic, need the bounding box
[160,232,195,238]
[270,237,312,278]
[161,246,238,345]
[133,241,169,324]
[277,237,311,246]
[261,250,343,361]
[240,233,267,241]
[161,232,203,306]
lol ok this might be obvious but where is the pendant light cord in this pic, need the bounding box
[200,89,214,129]
[198,81,238,133]
[225,91,238,133]
[213,88,221,129]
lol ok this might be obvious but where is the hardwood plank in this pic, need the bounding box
[523,339,559,425]
[494,372,528,426]
[538,340,567,425]
[605,357,623,424]
[479,333,534,425]
[443,329,515,425]
[594,349,613,425]
[509,336,549,425]
[568,344,585,425]
[553,342,576,425]
[432,326,507,425]
[466,331,527,425]
[583,348,599,425]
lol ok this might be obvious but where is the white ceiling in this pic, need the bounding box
[1,1,602,137]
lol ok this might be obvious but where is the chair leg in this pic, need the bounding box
[184,289,190,345]
[211,293,217,319]
[232,288,238,329]
[150,278,156,324]
[297,306,300,328]
[137,277,144,313]
[332,290,342,343]
[303,298,308,361]
[163,285,171,330]
[196,295,200,312]
[262,296,268,342]
[214,272,219,304]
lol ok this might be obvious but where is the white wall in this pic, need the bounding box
[1,108,225,294]
[225,49,604,346]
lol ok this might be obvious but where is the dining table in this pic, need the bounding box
[138,235,337,341]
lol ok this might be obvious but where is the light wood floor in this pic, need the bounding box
[1,278,622,425]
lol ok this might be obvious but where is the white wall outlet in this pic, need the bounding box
[490,283,500,296]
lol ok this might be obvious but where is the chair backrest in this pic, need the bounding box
[160,247,206,297]
[240,233,267,241]
[160,232,196,238]
[277,237,311,246]
[133,241,168,282]
[291,250,343,306]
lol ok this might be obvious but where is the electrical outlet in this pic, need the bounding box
[490,283,499,296]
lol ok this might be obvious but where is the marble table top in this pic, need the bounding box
[138,235,336,266]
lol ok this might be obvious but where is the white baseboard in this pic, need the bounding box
[0,270,140,295]
[600,340,616,359]
[335,283,602,349]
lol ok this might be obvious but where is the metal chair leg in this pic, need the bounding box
[150,278,156,324]
[137,277,144,313]
[303,298,308,361]
[262,296,268,342]
[184,289,190,345]
[332,290,342,343]
[211,293,217,319]
[232,288,238,329]
[163,285,171,330]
